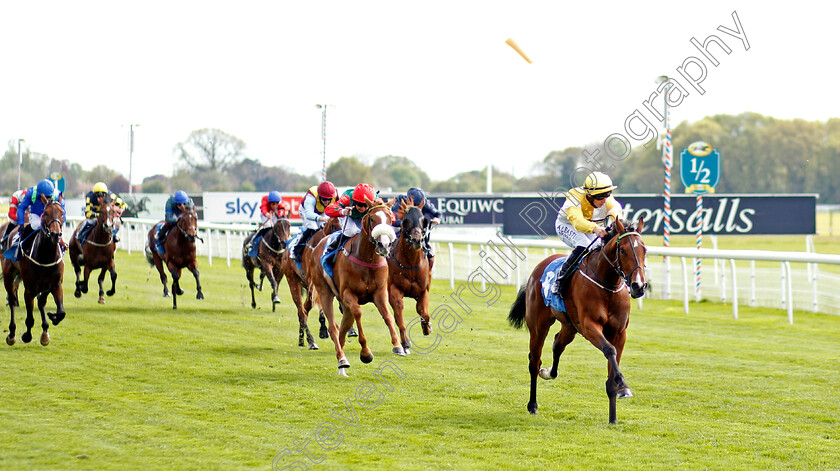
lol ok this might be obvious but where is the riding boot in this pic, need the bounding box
[156,224,169,246]
[424,234,435,259]
[1,222,16,247]
[325,234,346,266]
[552,246,586,296]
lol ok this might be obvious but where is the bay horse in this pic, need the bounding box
[310,202,404,376]
[146,209,204,309]
[242,218,291,312]
[508,217,647,424]
[69,201,117,303]
[3,201,66,346]
[387,200,433,354]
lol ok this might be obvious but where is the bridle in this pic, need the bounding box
[603,231,647,290]
[361,204,393,257]
[40,201,64,240]
[177,212,199,242]
[85,204,115,247]
[261,219,289,255]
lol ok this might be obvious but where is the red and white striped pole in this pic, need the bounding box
[321,106,327,182]
[657,76,672,300]
[695,193,703,302]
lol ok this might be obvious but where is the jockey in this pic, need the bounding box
[292,181,338,262]
[1,189,26,245]
[322,183,376,264]
[16,179,66,241]
[80,182,128,242]
[552,171,623,295]
[254,191,286,238]
[157,190,195,246]
[390,187,441,258]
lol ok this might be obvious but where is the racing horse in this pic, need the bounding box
[146,209,204,309]
[3,201,66,346]
[387,199,433,354]
[69,201,118,303]
[310,201,403,376]
[299,216,341,340]
[242,218,291,312]
[508,217,647,424]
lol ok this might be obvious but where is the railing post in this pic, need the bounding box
[750,260,756,307]
[681,257,689,314]
[730,259,738,320]
[784,261,793,324]
[207,229,213,266]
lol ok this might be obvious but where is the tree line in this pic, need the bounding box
[3,114,838,203]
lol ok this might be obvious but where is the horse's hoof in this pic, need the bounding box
[40,332,50,346]
[106,290,115,297]
[539,368,555,380]
[421,322,432,335]
[251,302,256,309]
[81,286,88,294]
[48,312,65,326]
[74,290,82,298]
[401,342,412,355]
[5,335,14,346]
[21,332,32,343]
[272,296,281,304]
[392,346,406,357]
[308,343,319,350]
[319,327,329,339]
[175,288,184,296]
[196,292,204,300]
[338,357,350,376]
[527,402,538,415]
[163,292,171,298]
[98,297,105,304]
[617,387,633,399]
[348,328,358,338]
[298,340,305,347]
[360,352,374,364]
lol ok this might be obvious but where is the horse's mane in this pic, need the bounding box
[605,219,637,240]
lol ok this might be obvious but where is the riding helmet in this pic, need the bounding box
[317,181,337,199]
[268,191,282,203]
[583,172,617,196]
[93,182,109,194]
[36,179,55,197]
[352,183,375,204]
[174,190,189,204]
[407,187,425,205]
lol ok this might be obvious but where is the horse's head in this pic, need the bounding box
[607,217,648,299]
[40,201,64,244]
[177,210,198,242]
[363,200,397,257]
[98,202,115,235]
[272,218,292,250]
[324,217,341,235]
[396,199,426,250]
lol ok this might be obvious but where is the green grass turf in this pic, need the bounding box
[1,251,838,470]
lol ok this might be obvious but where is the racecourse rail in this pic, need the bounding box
[69,217,840,323]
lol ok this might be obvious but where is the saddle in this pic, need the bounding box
[319,232,349,280]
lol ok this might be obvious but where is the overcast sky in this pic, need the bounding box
[1,1,836,187]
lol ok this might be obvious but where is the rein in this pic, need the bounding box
[261,232,286,255]
[22,231,63,267]
[578,231,643,294]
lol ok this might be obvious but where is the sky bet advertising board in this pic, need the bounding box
[202,193,301,223]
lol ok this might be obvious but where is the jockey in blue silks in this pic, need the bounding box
[16,179,66,242]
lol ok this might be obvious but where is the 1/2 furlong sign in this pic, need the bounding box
[505,194,816,236]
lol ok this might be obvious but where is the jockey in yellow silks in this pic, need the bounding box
[552,171,623,295]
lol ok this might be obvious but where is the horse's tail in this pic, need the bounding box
[508,287,527,329]
[144,242,154,266]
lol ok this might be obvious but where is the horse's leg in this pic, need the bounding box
[169,264,181,310]
[47,280,66,326]
[155,256,169,297]
[4,271,17,345]
[257,271,265,291]
[542,323,576,380]
[288,273,316,350]
[301,287,317,348]
[272,266,284,305]
[20,289,35,344]
[96,267,108,304]
[319,290,348,376]
[189,262,203,300]
[72,253,83,298]
[526,306,554,414]
[263,266,279,312]
[373,288,405,356]
[246,266,257,309]
[416,287,432,335]
[37,292,50,346]
[579,317,630,424]
[610,328,632,397]
[388,284,410,353]
[341,295,375,363]
[319,310,328,339]
[81,265,92,294]
[106,259,117,297]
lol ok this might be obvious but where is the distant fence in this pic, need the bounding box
[71,217,840,323]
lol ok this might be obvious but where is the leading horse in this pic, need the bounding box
[387,200,433,354]
[3,201,67,346]
[508,217,647,424]
[146,209,204,309]
[310,202,404,376]
[69,201,118,303]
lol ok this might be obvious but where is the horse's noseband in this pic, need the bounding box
[608,232,646,289]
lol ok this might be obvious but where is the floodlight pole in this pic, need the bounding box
[17,139,25,191]
[128,124,139,195]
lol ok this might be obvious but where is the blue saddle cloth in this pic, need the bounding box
[319,232,348,280]
[540,256,569,313]
[248,235,263,259]
[287,233,303,272]
[3,230,62,262]
[154,222,166,255]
